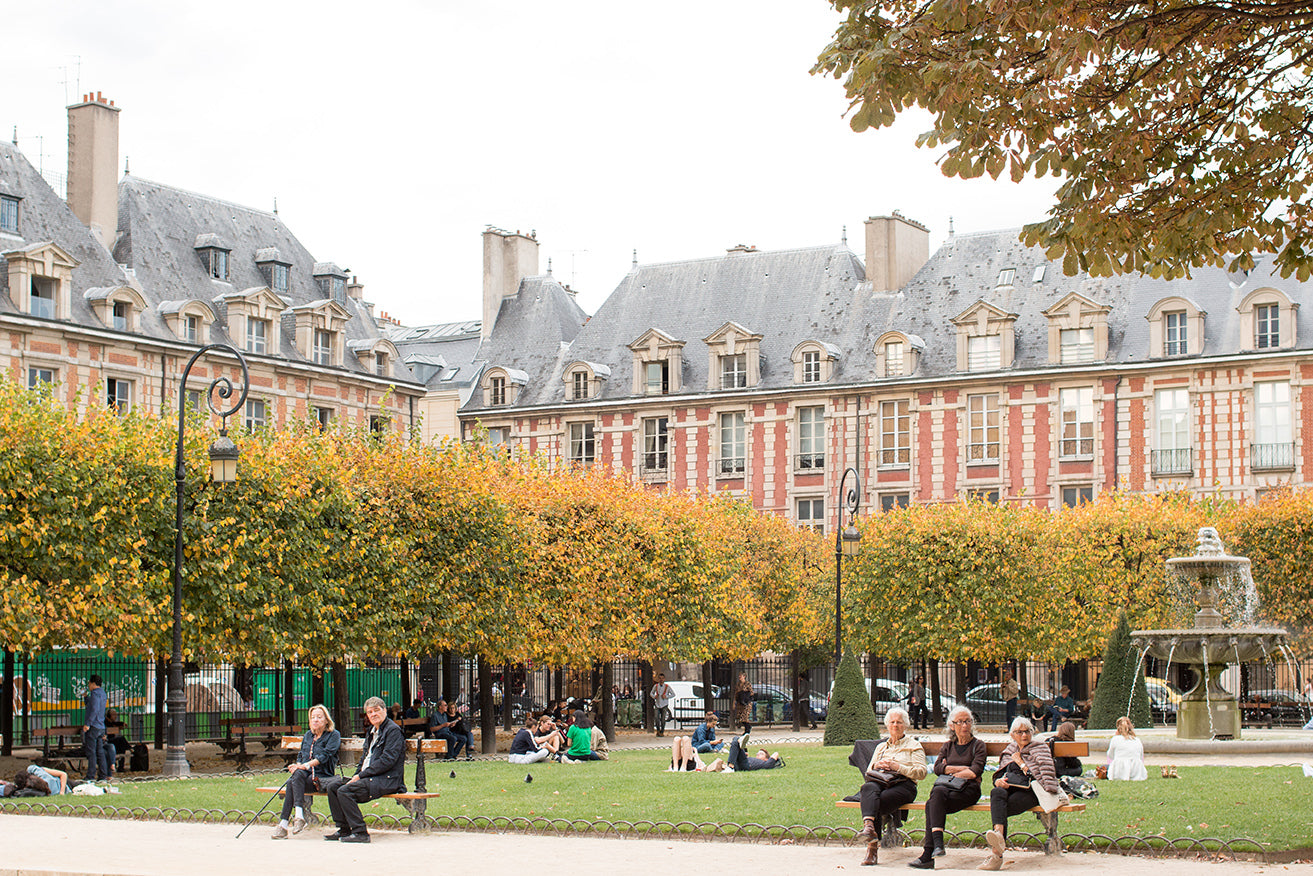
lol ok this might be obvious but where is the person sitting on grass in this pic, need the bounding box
[511,715,567,764]
[690,712,725,754]
[564,710,605,762]
[1106,716,1148,781]
[668,734,709,771]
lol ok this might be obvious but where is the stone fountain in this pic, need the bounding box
[1131,527,1289,739]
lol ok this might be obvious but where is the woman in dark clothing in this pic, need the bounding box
[272,703,340,839]
[731,673,754,734]
[1049,721,1083,777]
[908,705,988,869]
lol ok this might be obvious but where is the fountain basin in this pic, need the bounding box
[1130,627,1287,665]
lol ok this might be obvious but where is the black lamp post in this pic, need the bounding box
[164,344,249,778]
[834,466,862,667]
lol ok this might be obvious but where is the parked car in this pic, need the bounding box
[747,683,830,724]
[1144,676,1182,724]
[1243,689,1312,726]
[965,683,1055,725]
[827,678,958,722]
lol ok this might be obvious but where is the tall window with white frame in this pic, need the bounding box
[185,315,200,343]
[112,301,129,331]
[878,400,910,467]
[1165,311,1188,355]
[645,360,669,395]
[967,335,1000,371]
[797,406,825,470]
[1060,328,1094,364]
[801,349,821,383]
[270,263,289,294]
[29,278,56,319]
[568,422,595,466]
[246,317,268,354]
[1153,388,1191,475]
[720,353,747,389]
[642,417,668,473]
[1253,381,1293,470]
[797,497,824,532]
[572,370,589,400]
[719,411,745,475]
[885,341,904,377]
[374,352,387,377]
[244,398,268,431]
[313,329,333,365]
[1059,387,1095,458]
[209,249,229,281]
[106,378,132,414]
[1255,304,1280,349]
[314,406,334,432]
[490,376,507,406]
[966,393,1000,463]
[0,195,18,233]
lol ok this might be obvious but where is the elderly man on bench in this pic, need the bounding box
[320,696,404,844]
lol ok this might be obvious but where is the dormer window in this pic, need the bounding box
[271,263,289,293]
[0,195,19,233]
[374,352,387,376]
[186,315,200,343]
[31,278,56,318]
[572,370,588,399]
[256,248,291,294]
[160,299,215,345]
[791,341,840,384]
[210,249,228,280]
[85,285,147,333]
[628,329,685,396]
[563,361,609,400]
[952,301,1017,372]
[996,268,1015,287]
[247,317,269,354]
[481,367,527,406]
[1237,288,1298,351]
[720,353,747,388]
[704,322,762,391]
[874,332,924,378]
[313,262,349,302]
[1032,265,1046,283]
[195,234,232,281]
[1147,296,1205,358]
[1044,292,1110,364]
[313,329,334,365]
[967,335,1000,371]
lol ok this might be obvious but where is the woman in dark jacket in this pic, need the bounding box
[909,705,987,868]
[272,703,340,839]
[979,717,1061,870]
[731,673,754,734]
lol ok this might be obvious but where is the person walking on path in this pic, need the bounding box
[1000,670,1020,729]
[651,674,674,737]
[82,675,108,782]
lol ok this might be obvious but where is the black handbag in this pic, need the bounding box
[865,768,900,786]
[934,774,968,790]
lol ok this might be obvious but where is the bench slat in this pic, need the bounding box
[835,800,1085,812]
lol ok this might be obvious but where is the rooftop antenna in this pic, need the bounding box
[632,249,638,269]
[948,216,955,237]
[562,249,589,288]
[546,257,553,276]
[123,156,130,175]
[841,225,847,246]
[273,196,278,215]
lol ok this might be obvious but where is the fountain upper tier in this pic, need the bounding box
[1130,627,1286,664]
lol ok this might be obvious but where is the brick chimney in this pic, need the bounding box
[481,227,539,340]
[864,212,930,293]
[67,92,121,251]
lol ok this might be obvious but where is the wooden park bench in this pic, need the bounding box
[218,715,281,754]
[33,725,84,760]
[256,735,446,833]
[836,738,1090,855]
[222,723,300,771]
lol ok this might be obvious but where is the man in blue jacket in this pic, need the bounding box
[322,696,405,843]
[82,675,107,782]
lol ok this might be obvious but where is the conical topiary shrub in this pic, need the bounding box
[1087,610,1152,729]
[823,651,881,746]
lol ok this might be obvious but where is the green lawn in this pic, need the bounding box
[5,745,1310,852]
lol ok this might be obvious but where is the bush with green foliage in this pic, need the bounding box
[823,651,881,746]
[1087,611,1152,729]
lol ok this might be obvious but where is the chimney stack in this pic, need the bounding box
[864,212,930,293]
[481,227,539,340]
[67,93,121,251]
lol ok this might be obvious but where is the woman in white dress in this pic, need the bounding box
[1106,716,1148,781]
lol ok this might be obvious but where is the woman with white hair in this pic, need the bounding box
[272,703,340,839]
[855,707,927,866]
[979,716,1060,871]
[908,706,987,868]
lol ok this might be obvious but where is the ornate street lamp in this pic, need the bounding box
[834,466,862,667]
[164,344,249,777]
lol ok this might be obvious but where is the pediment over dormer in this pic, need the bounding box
[628,329,685,395]
[950,299,1018,329]
[1041,291,1111,325]
[5,241,80,320]
[291,298,353,323]
[627,327,685,354]
[702,321,763,353]
[4,241,80,274]
[215,285,289,312]
[1043,292,1111,364]
[951,299,1017,372]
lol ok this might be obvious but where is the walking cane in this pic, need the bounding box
[235,772,293,839]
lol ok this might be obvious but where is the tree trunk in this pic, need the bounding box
[601,662,615,742]
[154,657,166,750]
[640,662,653,731]
[283,659,295,725]
[331,661,349,735]
[791,649,802,732]
[928,658,943,726]
[478,657,496,753]
[2,649,13,757]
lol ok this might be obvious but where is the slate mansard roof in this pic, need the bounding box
[0,142,130,318]
[462,230,1313,415]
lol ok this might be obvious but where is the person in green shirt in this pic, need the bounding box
[565,711,605,762]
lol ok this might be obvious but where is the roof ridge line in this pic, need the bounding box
[123,176,280,219]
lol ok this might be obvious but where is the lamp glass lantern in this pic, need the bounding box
[208,432,240,483]
[840,525,861,559]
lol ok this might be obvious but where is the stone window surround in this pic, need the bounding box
[627,329,685,395]
[1146,296,1206,358]
[1236,288,1298,351]
[291,299,351,368]
[159,299,215,345]
[4,241,78,321]
[873,331,923,378]
[951,300,1017,372]
[85,285,148,333]
[703,321,763,391]
[1042,291,1111,364]
[563,360,611,401]
[481,366,527,406]
[217,287,287,358]
[790,340,840,384]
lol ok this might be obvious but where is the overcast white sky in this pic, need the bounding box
[4,1,1059,327]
